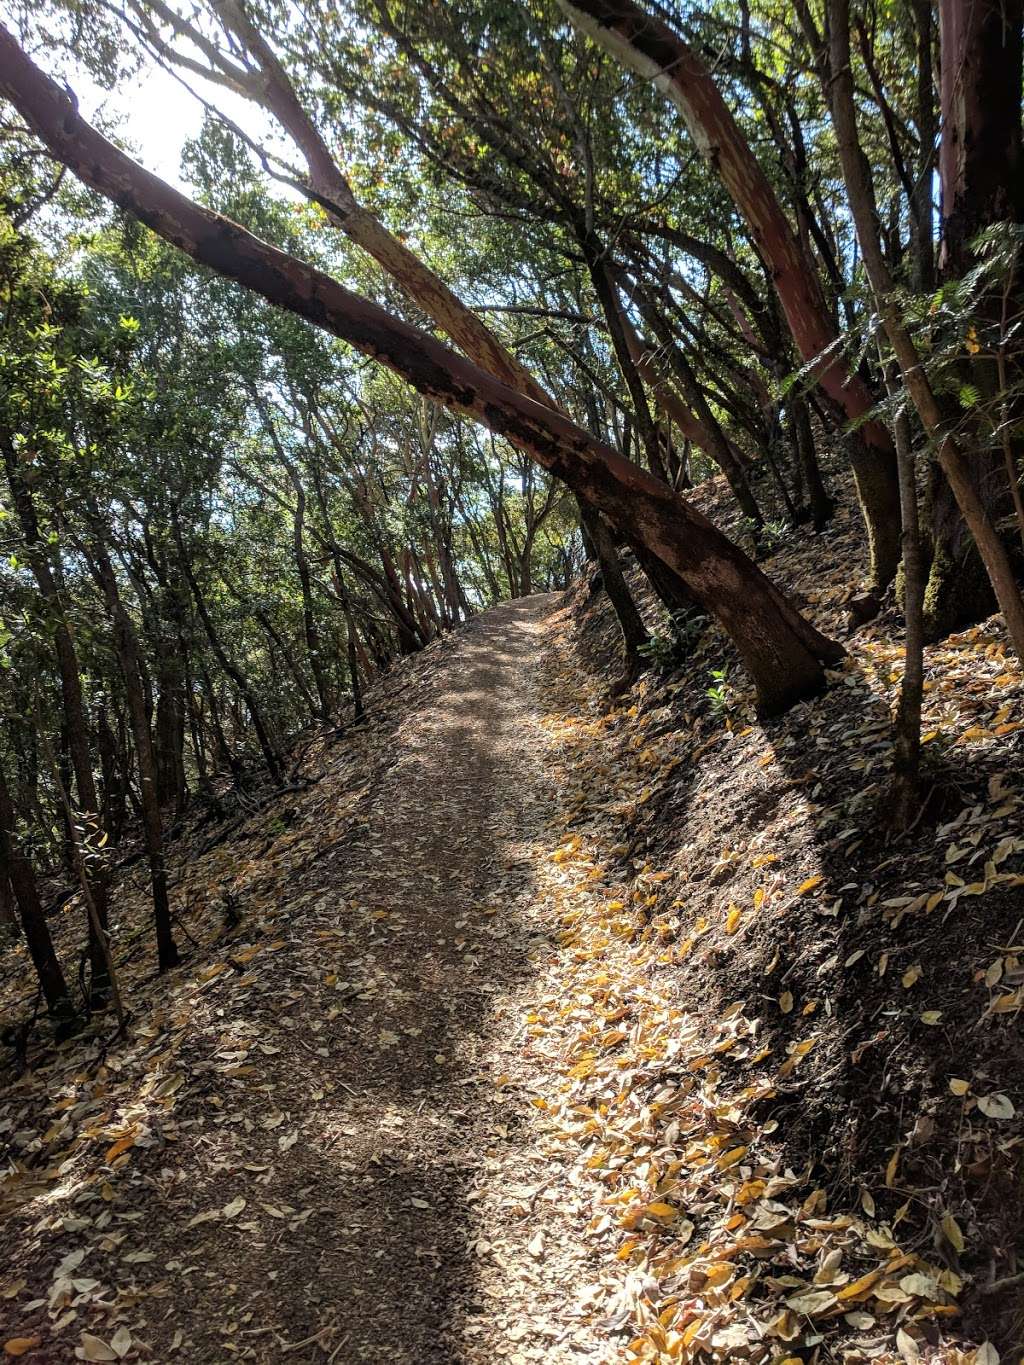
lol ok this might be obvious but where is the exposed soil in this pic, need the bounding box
[3,479,1024,1364]
[0,596,603,1363]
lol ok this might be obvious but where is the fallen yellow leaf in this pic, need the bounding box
[4,1341,41,1358]
[704,1262,735,1287]
[104,1135,135,1164]
[646,1201,678,1218]
[885,1147,901,1187]
[717,1146,747,1170]
[941,1212,965,1254]
[837,1268,885,1300]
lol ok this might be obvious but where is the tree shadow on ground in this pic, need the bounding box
[0,598,561,1363]
[565,580,1024,1351]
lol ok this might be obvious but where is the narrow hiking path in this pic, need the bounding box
[284,594,600,1363]
[0,596,604,1363]
[9,589,1013,1364]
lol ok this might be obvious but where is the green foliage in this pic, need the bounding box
[0,121,576,879]
[705,666,732,715]
[638,610,708,674]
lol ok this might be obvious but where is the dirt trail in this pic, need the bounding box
[287,593,597,1363]
[0,596,602,1364]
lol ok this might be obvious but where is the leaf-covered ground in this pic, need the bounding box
[0,598,609,1363]
[525,478,1024,1362]
[2,477,1024,1362]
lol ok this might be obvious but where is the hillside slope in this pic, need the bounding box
[538,482,1024,1361]
[2,505,1024,1363]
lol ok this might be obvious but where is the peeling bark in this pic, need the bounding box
[557,0,902,589]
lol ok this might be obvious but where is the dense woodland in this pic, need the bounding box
[1,0,1024,1358]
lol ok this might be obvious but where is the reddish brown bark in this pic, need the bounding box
[169,1,660,655]
[0,25,843,712]
[938,0,1024,278]
[616,285,761,523]
[921,0,1024,636]
[558,0,902,588]
[827,0,1024,658]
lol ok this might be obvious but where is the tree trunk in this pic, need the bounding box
[252,396,333,716]
[87,538,180,971]
[924,0,1024,635]
[97,703,129,846]
[557,0,902,591]
[0,437,111,1004]
[0,870,16,936]
[937,0,1023,280]
[826,0,1024,657]
[621,285,763,523]
[153,671,187,811]
[788,394,835,530]
[887,380,926,830]
[910,0,936,293]
[0,35,844,714]
[332,566,366,723]
[0,761,75,1026]
[173,521,284,784]
[289,471,331,716]
[183,648,218,804]
[148,576,190,813]
[579,500,649,681]
[586,247,669,481]
[199,661,242,781]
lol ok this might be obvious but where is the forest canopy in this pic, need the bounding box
[2,0,1024,1359]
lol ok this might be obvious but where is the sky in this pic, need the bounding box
[91,63,205,187]
[58,43,280,194]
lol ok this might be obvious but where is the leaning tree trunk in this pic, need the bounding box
[127,0,778,660]
[557,0,902,592]
[585,246,670,482]
[0,31,844,714]
[139,0,768,625]
[621,284,762,524]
